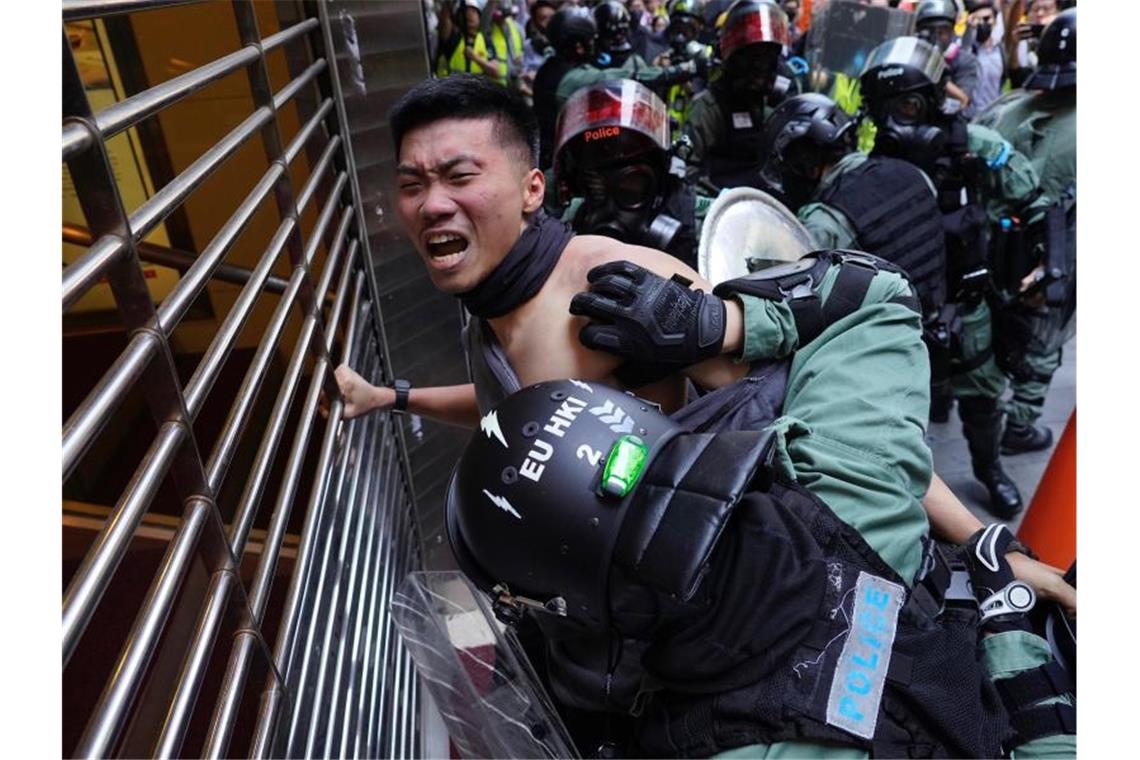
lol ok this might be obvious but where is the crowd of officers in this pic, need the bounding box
[428,0,1077,523]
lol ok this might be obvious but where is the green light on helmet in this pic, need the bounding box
[600,435,648,499]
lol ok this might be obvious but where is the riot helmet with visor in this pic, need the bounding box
[553,80,682,249]
[860,36,949,170]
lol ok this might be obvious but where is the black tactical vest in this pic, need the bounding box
[625,479,1011,759]
[931,117,990,289]
[705,86,769,190]
[818,156,948,312]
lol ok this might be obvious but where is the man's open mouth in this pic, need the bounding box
[424,232,467,267]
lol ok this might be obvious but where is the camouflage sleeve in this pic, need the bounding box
[557,63,690,108]
[967,123,1052,220]
[681,94,722,167]
[756,264,933,582]
[798,203,859,251]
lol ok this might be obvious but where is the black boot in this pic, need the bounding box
[958,396,1023,520]
[1001,421,1054,455]
[929,379,954,424]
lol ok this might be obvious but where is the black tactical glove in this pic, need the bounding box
[569,260,726,367]
[963,524,1036,634]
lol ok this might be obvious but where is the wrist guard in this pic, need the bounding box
[964,524,1035,633]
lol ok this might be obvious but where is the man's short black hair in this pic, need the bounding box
[389,74,540,168]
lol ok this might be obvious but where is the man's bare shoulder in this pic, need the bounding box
[562,235,712,289]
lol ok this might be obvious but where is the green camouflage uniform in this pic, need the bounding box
[975,89,1076,427]
[721,263,1073,758]
[681,88,768,169]
[946,123,1051,403]
[554,56,690,111]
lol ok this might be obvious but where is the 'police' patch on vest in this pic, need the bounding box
[825,571,903,740]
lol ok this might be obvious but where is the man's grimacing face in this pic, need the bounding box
[396,117,545,294]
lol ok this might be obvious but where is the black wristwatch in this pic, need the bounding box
[392,379,411,414]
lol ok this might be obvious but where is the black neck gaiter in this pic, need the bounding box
[458,211,575,319]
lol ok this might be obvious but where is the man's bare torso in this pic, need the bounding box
[484,234,745,413]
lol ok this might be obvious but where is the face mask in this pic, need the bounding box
[873,117,946,174]
[975,21,993,43]
[578,164,680,250]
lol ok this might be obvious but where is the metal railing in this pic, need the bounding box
[62,1,424,756]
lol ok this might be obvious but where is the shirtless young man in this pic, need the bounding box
[330,74,1073,612]
[333,73,745,427]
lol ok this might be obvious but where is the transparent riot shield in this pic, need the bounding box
[805,0,915,87]
[390,571,579,759]
[698,187,816,285]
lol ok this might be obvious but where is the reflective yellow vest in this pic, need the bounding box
[437,32,491,77]
[489,19,524,87]
[831,71,877,154]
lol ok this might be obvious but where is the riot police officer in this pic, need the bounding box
[682,0,796,189]
[976,9,1076,455]
[553,79,704,270]
[593,0,639,68]
[534,7,704,169]
[661,0,712,136]
[446,381,1075,755]
[860,36,1052,519]
[915,0,980,110]
[759,93,952,413]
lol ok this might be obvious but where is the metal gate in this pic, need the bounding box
[62,1,429,756]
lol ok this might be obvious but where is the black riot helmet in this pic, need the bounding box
[760,93,856,209]
[914,0,959,52]
[547,7,597,61]
[719,1,791,100]
[915,0,958,26]
[594,0,633,56]
[720,0,790,61]
[553,80,684,251]
[667,0,705,52]
[860,36,950,170]
[1025,8,1076,91]
[446,380,682,631]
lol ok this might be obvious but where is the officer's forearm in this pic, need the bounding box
[923,473,985,544]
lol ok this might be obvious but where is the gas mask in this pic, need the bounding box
[725,45,780,101]
[668,17,701,56]
[871,93,947,172]
[577,162,681,251]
